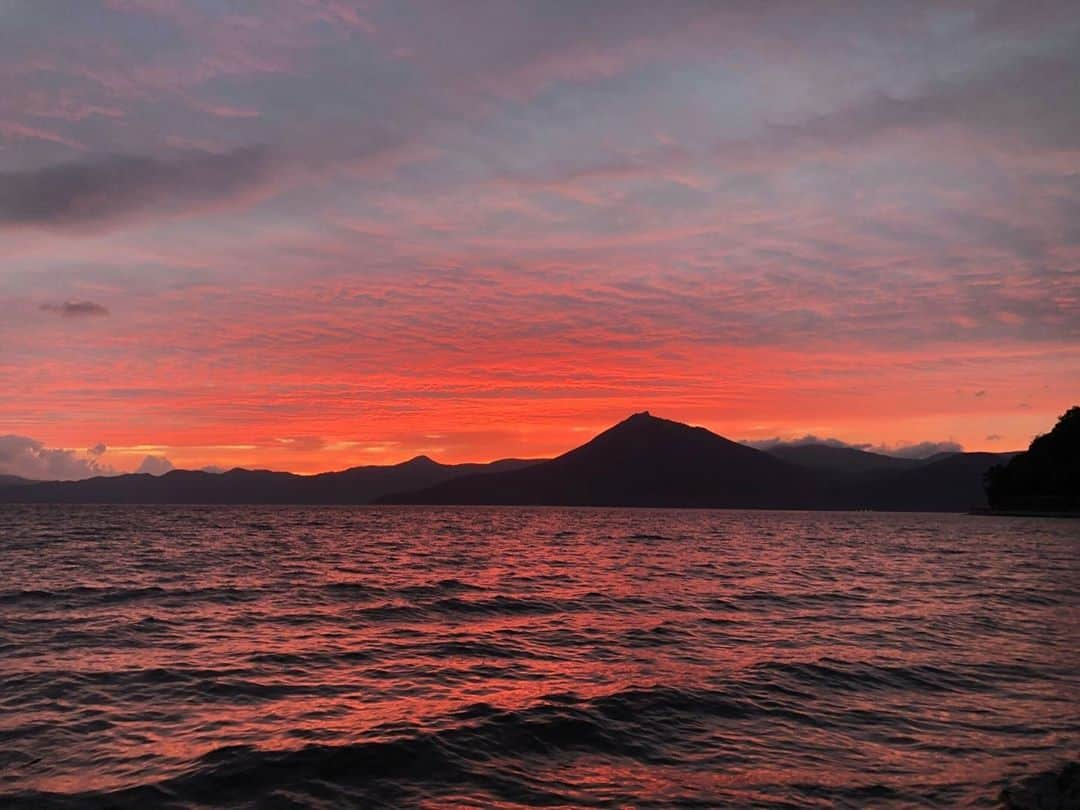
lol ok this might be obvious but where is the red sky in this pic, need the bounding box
[1,1,1077,477]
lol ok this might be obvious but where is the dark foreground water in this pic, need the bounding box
[0,507,1076,808]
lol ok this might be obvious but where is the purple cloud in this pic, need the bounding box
[747,435,964,459]
[1,147,273,229]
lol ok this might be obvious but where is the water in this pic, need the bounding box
[0,506,1076,808]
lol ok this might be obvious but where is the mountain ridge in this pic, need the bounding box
[0,456,542,505]
[764,443,923,476]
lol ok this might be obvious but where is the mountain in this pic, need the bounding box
[0,474,36,487]
[385,413,1019,511]
[382,412,819,508]
[765,443,921,476]
[833,451,1020,512]
[765,443,1021,510]
[985,406,1080,512]
[0,456,539,505]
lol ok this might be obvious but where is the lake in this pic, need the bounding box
[1,506,1076,807]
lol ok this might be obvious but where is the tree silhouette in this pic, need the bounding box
[984,406,1080,511]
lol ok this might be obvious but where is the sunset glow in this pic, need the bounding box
[2,1,1077,476]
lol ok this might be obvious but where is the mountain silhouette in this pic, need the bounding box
[382,411,818,508]
[384,413,1019,510]
[764,443,1026,510]
[0,474,36,487]
[0,456,539,505]
[833,451,1020,512]
[0,412,1028,510]
[765,443,921,476]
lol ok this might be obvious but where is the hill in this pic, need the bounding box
[833,452,1019,512]
[0,474,36,487]
[765,443,921,476]
[985,407,1080,512]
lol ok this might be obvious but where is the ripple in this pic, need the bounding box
[0,505,1076,807]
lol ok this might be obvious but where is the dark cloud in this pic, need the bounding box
[40,300,109,318]
[745,435,964,459]
[0,146,273,229]
[744,434,859,451]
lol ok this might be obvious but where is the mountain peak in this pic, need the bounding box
[609,411,695,436]
[402,454,440,468]
[614,410,671,430]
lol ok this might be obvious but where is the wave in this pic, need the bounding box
[322,581,387,600]
[3,667,358,706]
[428,595,559,617]
[751,658,1044,695]
[0,585,258,607]
[0,684,763,808]
[4,507,1076,808]
[2,669,1073,808]
[355,594,592,622]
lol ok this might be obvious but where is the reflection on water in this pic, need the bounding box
[0,506,1076,807]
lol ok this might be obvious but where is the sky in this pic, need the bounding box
[1,0,1078,478]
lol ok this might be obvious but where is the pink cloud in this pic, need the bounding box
[1,0,1076,469]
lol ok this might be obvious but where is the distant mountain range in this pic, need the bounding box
[0,412,1026,511]
[765,443,920,475]
[0,456,539,505]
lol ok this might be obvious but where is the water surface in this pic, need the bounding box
[1,506,1076,807]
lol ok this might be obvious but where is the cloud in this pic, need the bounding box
[135,454,174,475]
[0,1,1075,468]
[986,434,1002,441]
[716,49,1080,165]
[40,300,109,318]
[744,434,857,451]
[0,435,113,480]
[274,436,326,451]
[0,146,273,229]
[746,435,964,459]
[873,441,964,459]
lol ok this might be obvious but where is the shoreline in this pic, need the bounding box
[970,508,1080,519]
